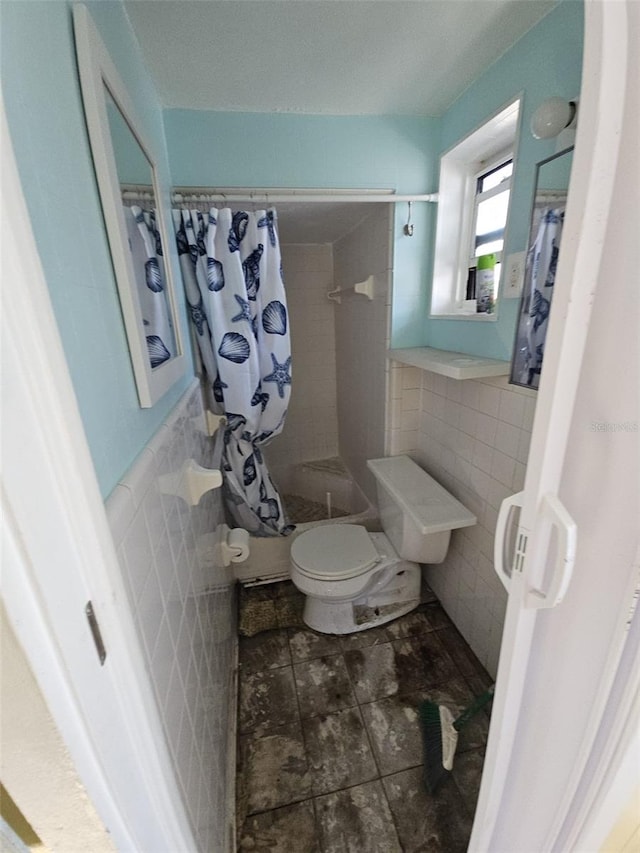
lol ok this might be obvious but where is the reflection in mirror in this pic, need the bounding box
[104,88,177,370]
[510,146,574,389]
[73,3,185,408]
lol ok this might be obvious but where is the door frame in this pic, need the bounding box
[469,1,637,849]
[1,98,195,851]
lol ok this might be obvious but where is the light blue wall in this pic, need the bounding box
[164,0,582,359]
[425,0,584,360]
[1,0,194,497]
[1,0,583,496]
[165,111,440,347]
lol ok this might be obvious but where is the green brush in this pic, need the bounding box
[419,685,495,794]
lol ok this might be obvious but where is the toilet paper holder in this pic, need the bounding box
[215,523,250,566]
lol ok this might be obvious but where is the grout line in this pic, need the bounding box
[243,790,317,820]
[376,759,425,780]
[311,775,392,803]
[341,645,386,782]
[285,624,314,786]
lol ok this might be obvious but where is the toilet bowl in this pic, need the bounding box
[290,455,477,634]
[291,524,421,634]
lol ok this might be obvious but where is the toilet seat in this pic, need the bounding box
[290,524,381,581]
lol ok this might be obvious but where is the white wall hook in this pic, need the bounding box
[353,275,375,299]
[159,459,223,506]
[403,201,414,236]
[327,274,375,303]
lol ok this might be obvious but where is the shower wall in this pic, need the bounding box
[334,206,393,503]
[267,207,393,504]
[266,244,339,478]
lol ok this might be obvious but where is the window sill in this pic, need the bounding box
[389,346,510,380]
[429,312,498,322]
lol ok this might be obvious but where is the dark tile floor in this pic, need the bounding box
[236,582,492,852]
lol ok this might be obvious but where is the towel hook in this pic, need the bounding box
[404,201,414,237]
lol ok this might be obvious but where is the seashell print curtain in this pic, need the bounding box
[512,206,565,388]
[125,205,175,368]
[172,207,293,536]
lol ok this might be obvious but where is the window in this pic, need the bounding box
[430,98,521,318]
[472,157,512,258]
[464,154,513,308]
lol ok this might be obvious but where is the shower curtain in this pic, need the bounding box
[125,204,175,367]
[172,207,293,536]
[514,205,565,387]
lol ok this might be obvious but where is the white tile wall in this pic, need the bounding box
[390,369,537,678]
[266,244,339,473]
[387,363,422,457]
[267,210,393,503]
[333,205,393,502]
[105,382,236,853]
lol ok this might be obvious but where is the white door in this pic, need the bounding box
[1,99,196,850]
[470,1,640,849]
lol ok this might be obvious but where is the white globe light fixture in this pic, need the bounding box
[531,97,578,139]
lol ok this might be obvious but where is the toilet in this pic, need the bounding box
[290,455,477,634]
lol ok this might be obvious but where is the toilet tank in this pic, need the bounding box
[367,456,476,563]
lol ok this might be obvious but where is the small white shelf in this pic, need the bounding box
[389,347,510,380]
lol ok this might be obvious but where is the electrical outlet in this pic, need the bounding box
[503,252,526,298]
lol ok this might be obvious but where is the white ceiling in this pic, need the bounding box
[124,0,555,116]
[126,0,554,244]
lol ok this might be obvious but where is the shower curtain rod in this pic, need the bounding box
[170,187,439,204]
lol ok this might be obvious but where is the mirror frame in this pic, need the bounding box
[73,4,186,408]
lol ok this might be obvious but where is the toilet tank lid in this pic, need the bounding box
[367,456,477,535]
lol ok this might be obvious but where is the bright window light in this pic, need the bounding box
[470,157,512,265]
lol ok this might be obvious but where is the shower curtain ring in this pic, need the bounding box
[404,202,414,237]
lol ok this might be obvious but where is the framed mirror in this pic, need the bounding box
[510,146,574,389]
[73,4,185,407]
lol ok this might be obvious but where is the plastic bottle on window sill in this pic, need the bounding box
[476,253,496,313]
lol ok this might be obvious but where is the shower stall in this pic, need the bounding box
[232,200,395,582]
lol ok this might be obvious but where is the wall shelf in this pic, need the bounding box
[388,347,510,380]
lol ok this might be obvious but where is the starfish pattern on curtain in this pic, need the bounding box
[172,207,293,536]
